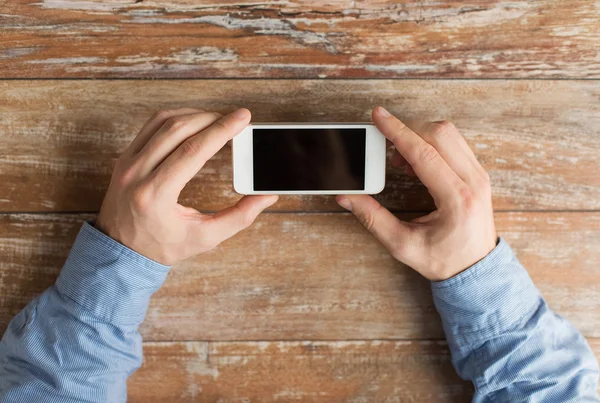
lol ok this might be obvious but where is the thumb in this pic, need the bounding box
[336,195,412,258]
[199,195,278,246]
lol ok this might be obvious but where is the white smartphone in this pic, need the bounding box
[233,123,386,195]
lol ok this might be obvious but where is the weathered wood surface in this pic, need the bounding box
[2,1,599,78]
[128,340,474,402]
[3,0,599,400]
[1,212,599,340]
[129,339,600,402]
[1,79,599,212]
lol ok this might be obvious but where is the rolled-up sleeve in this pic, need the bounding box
[0,222,170,403]
[432,238,600,402]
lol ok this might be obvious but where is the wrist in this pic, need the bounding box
[94,212,169,264]
[94,210,120,242]
[447,236,498,281]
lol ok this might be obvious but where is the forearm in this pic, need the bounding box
[0,223,170,403]
[432,238,600,401]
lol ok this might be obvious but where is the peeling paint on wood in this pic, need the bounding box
[1,1,599,78]
[0,79,598,212]
[1,212,598,340]
[2,0,599,399]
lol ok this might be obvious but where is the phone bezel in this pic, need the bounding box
[233,123,386,195]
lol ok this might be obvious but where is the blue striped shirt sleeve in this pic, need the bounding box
[432,238,600,402]
[0,222,170,403]
[2,225,599,402]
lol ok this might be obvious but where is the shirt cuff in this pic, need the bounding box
[431,238,542,351]
[56,222,171,326]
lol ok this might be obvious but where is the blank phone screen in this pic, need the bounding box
[253,128,366,191]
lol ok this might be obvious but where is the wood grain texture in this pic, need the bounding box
[1,212,599,340]
[1,79,599,212]
[2,1,599,78]
[128,339,600,402]
[128,340,473,402]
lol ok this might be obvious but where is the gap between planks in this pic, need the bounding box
[2,78,600,81]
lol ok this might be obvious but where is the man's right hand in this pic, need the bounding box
[336,106,497,281]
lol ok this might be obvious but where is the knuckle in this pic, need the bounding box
[360,205,382,233]
[131,186,153,213]
[113,154,136,185]
[151,109,172,122]
[116,165,136,187]
[232,205,255,228]
[242,212,255,228]
[212,118,228,131]
[391,118,408,133]
[362,213,377,232]
[164,116,188,132]
[180,138,200,157]
[437,120,456,131]
[416,143,440,165]
[456,185,475,212]
[202,112,223,126]
[429,120,456,141]
[481,169,491,185]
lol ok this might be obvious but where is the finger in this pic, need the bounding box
[336,194,414,260]
[405,120,483,186]
[429,120,489,179]
[134,111,222,177]
[429,120,477,161]
[124,108,203,156]
[153,108,252,196]
[198,195,278,246]
[372,107,464,205]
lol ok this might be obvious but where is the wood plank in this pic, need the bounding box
[2,1,599,78]
[1,80,599,212]
[1,212,599,340]
[128,340,473,402]
[129,339,600,402]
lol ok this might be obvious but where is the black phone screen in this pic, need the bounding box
[253,128,366,191]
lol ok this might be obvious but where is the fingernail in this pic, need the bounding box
[337,197,352,211]
[375,106,391,118]
[233,108,250,120]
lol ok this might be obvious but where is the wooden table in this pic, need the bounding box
[1,1,599,401]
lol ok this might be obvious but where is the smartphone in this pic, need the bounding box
[232,123,386,195]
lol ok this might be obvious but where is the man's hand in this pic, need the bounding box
[95,108,278,265]
[336,107,497,281]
